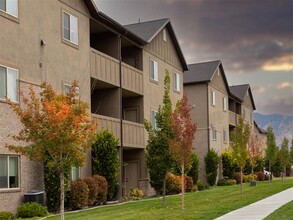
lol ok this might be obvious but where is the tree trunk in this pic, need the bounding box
[163,177,166,207]
[251,167,254,181]
[60,170,65,220]
[283,167,286,181]
[268,161,271,187]
[181,161,184,212]
[240,168,243,194]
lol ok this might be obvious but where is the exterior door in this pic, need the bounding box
[125,161,138,194]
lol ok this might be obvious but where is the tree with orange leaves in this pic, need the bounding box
[6,81,96,220]
[247,132,263,180]
[168,95,196,211]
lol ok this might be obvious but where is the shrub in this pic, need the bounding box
[227,179,237,185]
[217,179,229,186]
[256,171,265,181]
[92,130,119,200]
[233,172,244,184]
[129,188,144,200]
[221,150,237,179]
[70,179,89,210]
[17,202,48,218]
[196,180,210,191]
[166,172,182,195]
[243,174,257,182]
[185,176,194,192]
[0,211,14,220]
[205,149,219,186]
[83,176,99,206]
[93,175,108,205]
[187,153,199,184]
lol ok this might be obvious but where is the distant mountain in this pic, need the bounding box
[254,112,293,147]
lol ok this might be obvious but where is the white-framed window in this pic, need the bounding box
[211,90,216,106]
[62,11,78,45]
[150,59,158,82]
[0,65,19,102]
[163,29,167,42]
[223,96,227,111]
[173,72,180,92]
[151,109,158,130]
[0,0,18,17]
[63,83,79,98]
[0,155,19,189]
[71,166,80,181]
[223,129,227,143]
[211,125,216,141]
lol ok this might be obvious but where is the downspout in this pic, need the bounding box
[207,84,210,150]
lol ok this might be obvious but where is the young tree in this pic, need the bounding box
[247,132,263,179]
[230,117,250,194]
[278,137,290,181]
[290,136,293,166]
[92,130,119,200]
[187,153,199,184]
[6,82,96,220]
[205,149,219,186]
[168,95,196,211]
[265,126,278,186]
[145,70,174,206]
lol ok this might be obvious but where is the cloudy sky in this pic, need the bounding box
[95,0,293,116]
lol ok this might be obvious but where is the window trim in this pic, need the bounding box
[71,166,80,181]
[163,29,167,42]
[223,96,227,112]
[0,0,18,18]
[0,155,20,190]
[211,90,216,106]
[173,72,180,92]
[0,64,19,103]
[223,129,227,143]
[211,125,216,141]
[150,108,158,130]
[61,10,79,48]
[149,59,158,82]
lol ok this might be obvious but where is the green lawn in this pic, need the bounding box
[46,177,293,220]
[264,200,293,220]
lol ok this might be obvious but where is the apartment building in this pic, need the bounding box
[0,0,187,212]
[183,60,231,181]
[184,61,257,182]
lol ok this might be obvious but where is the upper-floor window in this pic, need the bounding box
[62,11,78,45]
[63,83,79,98]
[173,72,180,92]
[150,59,158,82]
[211,125,216,141]
[223,96,227,111]
[211,90,216,106]
[71,166,80,181]
[0,65,19,102]
[151,109,158,130]
[163,29,167,42]
[223,129,227,143]
[0,155,19,189]
[0,0,18,17]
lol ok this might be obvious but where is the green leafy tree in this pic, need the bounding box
[204,149,219,186]
[221,150,237,179]
[145,70,174,206]
[187,153,199,184]
[6,82,96,220]
[290,136,293,165]
[168,95,196,211]
[265,126,278,186]
[92,130,119,200]
[230,117,250,194]
[278,137,291,181]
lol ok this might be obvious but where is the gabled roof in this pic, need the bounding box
[254,121,267,134]
[124,18,188,71]
[230,84,256,110]
[83,0,146,45]
[183,60,221,84]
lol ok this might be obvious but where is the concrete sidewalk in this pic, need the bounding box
[215,187,293,220]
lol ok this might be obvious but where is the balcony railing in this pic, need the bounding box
[92,114,145,148]
[229,111,237,126]
[90,48,143,95]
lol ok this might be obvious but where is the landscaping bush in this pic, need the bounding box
[0,211,14,220]
[185,176,194,192]
[83,176,99,206]
[217,179,229,186]
[70,178,89,210]
[16,202,48,218]
[227,179,237,185]
[256,171,265,181]
[221,150,237,179]
[196,180,210,191]
[205,149,219,186]
[166,172,182,194]
[93,175,108,205]
[187,153,199,184]
[232,172,244,184]
[243,174,257,182]
[92,130,119,200]
[129,188,144,200]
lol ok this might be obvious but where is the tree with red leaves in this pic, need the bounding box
[6,81,96,220]
[168,95,196,211]
[247,132,263,180]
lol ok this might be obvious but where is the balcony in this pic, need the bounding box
[229,111,237,127]
[92,114,145,149]
[90,48,143,95]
